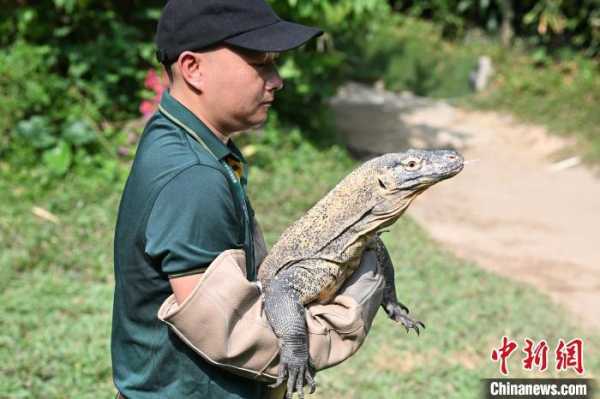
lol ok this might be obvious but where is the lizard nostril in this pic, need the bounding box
[447,154,456,160]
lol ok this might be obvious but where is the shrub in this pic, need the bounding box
[0,43,61,154]
[2,0,598,177]
[389,0,600,58]
[0,2,163,176]
[268,0,395,138]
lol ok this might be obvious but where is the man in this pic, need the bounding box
[111,1,321,398]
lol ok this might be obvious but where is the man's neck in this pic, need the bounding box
[169,88,230,144]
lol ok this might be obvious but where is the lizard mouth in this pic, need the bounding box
[446,161,464,176]
[398,162,463,191]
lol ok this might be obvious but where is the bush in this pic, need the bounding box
[0,2,163,176]
[390,0,600,58]
[0,41,118,177]
[0,43,60,154]
[2,0,598,177]
[344,16,477,97]
[266,0,395,139]
[0,1,396,173]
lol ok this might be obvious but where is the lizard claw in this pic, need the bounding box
[384,300,410,315]
[271,342,316,398]
[277,361,314,399]
[398,313,425,335]
[269,363,288,389]
[398,301,410,314]
[385,302,425,335]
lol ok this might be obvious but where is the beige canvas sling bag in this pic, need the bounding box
[157,248,385,382]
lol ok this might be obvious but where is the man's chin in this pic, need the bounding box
[230,109,271,133]
[246,113,269,130]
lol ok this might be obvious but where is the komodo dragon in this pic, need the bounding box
[258,149,464,398]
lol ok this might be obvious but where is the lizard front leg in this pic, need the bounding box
[373,236,425,334]
[264,267,316,399]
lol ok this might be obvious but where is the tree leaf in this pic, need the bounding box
[15,116,56,149]
[42,141,72,176]
[63,120,96,146]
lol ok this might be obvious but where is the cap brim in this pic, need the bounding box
[224,20,323,52]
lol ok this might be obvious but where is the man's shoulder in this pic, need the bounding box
[121,112,229,209]
[136,112,220,170]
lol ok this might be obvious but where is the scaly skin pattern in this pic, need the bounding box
[260,149,464,398]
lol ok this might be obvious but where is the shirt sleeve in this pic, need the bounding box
[144,164,242,276]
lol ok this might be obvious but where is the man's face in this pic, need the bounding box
[199,46,283,133]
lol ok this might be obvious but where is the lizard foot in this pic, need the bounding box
[383,300,410,317]
[269,343,316,399]
[384,303,425,335]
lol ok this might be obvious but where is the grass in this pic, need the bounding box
[1,130,598,398]
[470,48,600,163]
[311,216,600,398]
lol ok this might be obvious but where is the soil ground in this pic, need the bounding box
[331,87,600,330]
[406,109,600,330]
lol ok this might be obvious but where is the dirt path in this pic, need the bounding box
[331,84,600,330]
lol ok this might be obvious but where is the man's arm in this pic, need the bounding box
[171,215,267,306]
[170,273,203,304]
[145,165,240,301]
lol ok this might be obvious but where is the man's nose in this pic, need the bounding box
[266,67,284,92]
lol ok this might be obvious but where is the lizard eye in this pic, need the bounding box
[402,157,421,171]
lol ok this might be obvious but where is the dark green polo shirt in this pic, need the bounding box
[111,91,263,398]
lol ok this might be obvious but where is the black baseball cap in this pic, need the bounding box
[155,0,323,65]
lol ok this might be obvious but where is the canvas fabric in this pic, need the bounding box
[157,248,385,382]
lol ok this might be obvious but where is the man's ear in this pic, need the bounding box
[176,51,204,92]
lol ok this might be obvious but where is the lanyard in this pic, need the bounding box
[158,105,256,281]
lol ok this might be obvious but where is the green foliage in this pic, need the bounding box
[0,0,395,173]
[521,0,600,56]
[346,17,477,97]
[0,2,162,175]
[41,140,73,176]
[467,40,600,161]
[0,43,60,151]
[392,0,499,37]
[268,0,394,136]
[391,0,600,57]
[2,0,600,176]
[0,41,116,177]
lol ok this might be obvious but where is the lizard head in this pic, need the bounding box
[371,149,464,220]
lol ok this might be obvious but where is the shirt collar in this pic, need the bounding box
[160,90,245,162]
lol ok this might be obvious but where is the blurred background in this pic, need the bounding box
[0,1,598,397]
